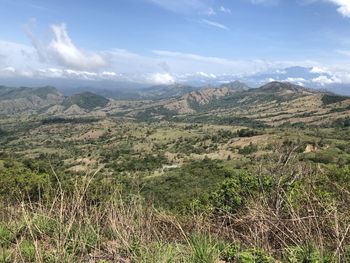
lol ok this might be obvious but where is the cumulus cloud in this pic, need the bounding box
[148,72,175,84]
[308,0,350,17]
[310,66,328,74]
[48,24,108,70]
[328,0,350,17]
[312,75,341,86]
[25,23,109,70]
[286,77,306,82]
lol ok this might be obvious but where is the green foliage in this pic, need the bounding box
[284,245,334,263]
[20,240,36,262]
[32,215,58,238]
[304,150,337,164]
[110,153,167,173]
[141,159,231,210]
[332,117,350,128]
[0,160,49,202]
[188,234,220,263]
[314,165,350,206]
[63,91,109,110]
[238,143,258,155]
[220,242,240,262]
[134,242,179,263]
[208,171,268,213]
[0,224,15,247]
[41,117,98,125]
[181,115,267,129]
[237,129,260,138]
[322,94,348,105]
[238,248,275,263]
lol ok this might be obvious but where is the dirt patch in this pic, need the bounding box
[304,144,318,153]
[78,130,105,140]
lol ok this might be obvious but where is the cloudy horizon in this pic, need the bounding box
[1,0,350,88]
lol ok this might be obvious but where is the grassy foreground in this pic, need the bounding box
[1,162,350,262]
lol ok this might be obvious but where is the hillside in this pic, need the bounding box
[62,91,110,111]
[164,81,250,114]
[1,82,349,128]
[0,86,64,115]
[123,81,350,127]
[1,81,350,262]
[138,83,198,99]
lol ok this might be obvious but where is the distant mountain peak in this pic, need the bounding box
[258,81,319,94]
[220,80,250,91]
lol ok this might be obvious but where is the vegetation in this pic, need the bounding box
[322,94,349,105]
[63,91,110,110]
[1,83,350,262]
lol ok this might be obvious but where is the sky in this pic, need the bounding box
[0,0,350,86]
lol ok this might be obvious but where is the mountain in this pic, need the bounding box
[138,84,198,100]
[128,81,350,127]
[252,81,320,95]
[62,92,110,111]
[164,81,251,114]
[219,80,250,91]
[1,82,349,128]
[0,86,64,115]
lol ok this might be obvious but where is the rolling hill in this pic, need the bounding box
[62,91,110,111]
[0,86,64,115]
[1,82,349,128]
[124,81,350,127]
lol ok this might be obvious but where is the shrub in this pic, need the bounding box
[188,234,220,263]
[0,223,15,247]
[238,143,258,155]
[20,240,36,262]
[208,171,269,213]
[0,161,49,202]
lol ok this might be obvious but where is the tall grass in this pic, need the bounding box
[1,161,350,262]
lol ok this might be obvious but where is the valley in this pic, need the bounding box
[1,81,350,262]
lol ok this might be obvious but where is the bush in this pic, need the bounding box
[238,248,275,263]
[0,223,15,247]
[0,161,49,202]
[237,129,260,138]
[208,171,270,213]
[238,143,258,155]
[20,240,36,262]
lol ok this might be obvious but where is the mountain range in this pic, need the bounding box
[1,81,348,128]
[0,66,348,96]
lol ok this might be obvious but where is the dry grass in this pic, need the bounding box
[1,155,350,262]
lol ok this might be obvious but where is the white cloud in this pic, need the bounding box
[201,19,229,30]
[195,72,217,78]
[48,24,108,70]
[286,77,306,82]
[310,66,327,74]
[328,0,350,17]
[309,0,350,18]
[312,75,341,86]
[148,72,175,84]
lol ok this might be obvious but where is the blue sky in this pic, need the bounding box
[0,0,350,85]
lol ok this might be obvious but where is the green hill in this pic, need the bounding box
[63,91,109,110]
